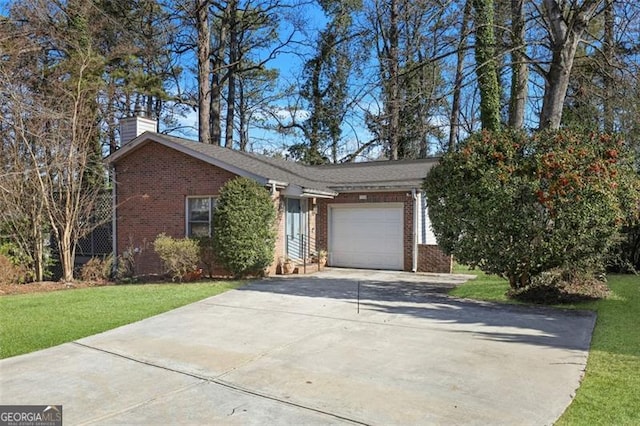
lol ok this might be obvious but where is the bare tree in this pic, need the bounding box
[2,0,107,282]
[449,0,472,150]
[0,108,49,281]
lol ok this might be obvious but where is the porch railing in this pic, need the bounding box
[285,233,319,274]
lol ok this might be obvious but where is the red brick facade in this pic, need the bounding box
[417,244,453,273]
[113,141,450,276]
[114,142,286,276]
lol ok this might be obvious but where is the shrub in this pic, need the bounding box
[509,269,610,304]
[80,256,113,282]
[197,236,217,277]
[0,242,37,282]
[0,254,27,285]
[153,233,200,282]
[115,237,146,283]
[213,177,276,277]
[608,222,640,273]
[424,129,640,290]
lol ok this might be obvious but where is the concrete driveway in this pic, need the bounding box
[0,268,596,425]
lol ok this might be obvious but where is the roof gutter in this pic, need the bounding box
[301,188,338,198]
[327,184,423,193]
[266,179,288,189]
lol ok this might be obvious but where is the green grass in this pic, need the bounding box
[0,281,244,359]
[450,265,640,425]
[450,264,514,302]
[556,274,640,425]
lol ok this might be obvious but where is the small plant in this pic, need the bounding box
[281,257,295,274]
[0,254,27,285]
[116,237,146,283]
[153,233,200,282]
[0,242,40,282]
[317,249,327,268]
[80,256,113,282]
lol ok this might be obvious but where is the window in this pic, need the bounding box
[186,197,216,237]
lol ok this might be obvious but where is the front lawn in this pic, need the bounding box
[450,264,514,303]
[450,267,639,425]
[0,281,243,359]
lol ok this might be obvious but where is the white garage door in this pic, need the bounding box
[329,204,404,270]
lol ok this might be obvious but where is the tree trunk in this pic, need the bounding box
[472,0,501,131]
[508,0,528,128]
[539,0,601,130]
[388,0,400,160]
[210,70,222,145]
[34,238,44,282]
[603,0,614,133]
[31,212,45,282]
[106,79,117,153]
[209,2,231,146]
[309,58,322,157]
[225,73,235,148]
[539,35,581,129]
[224,0,238,149]
[59,230,75,282]
[196,0,211,143]
[449,0,472,150]
[238,80,248,151]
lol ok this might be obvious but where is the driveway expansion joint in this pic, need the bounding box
[77,381,205,425]
[71,341,370,426]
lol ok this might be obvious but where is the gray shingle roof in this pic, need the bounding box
[107,132,438,194]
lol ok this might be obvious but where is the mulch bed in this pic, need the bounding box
[509,278,611,304]
[0,281,113,296]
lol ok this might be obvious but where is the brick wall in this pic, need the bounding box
[271,193,286,275]
[417,244,452,273]
[308,198,318,258]
[114,142,285,276]
[114,141,450,276]
[316,192,414,271]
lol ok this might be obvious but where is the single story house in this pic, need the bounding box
[105,116,452,276]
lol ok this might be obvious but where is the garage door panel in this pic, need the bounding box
[329,205,404,270]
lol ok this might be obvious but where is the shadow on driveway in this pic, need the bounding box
[237,268,596,352]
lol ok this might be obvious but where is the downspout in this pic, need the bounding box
[411,188,418,272]
[110,165,117,277]
[270,182,277,197]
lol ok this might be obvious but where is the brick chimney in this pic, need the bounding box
[119,109,158,145]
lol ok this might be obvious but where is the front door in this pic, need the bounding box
[286,198,304,260]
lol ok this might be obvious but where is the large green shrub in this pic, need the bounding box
[424,129,640,289]
[153,234,200,282]
[213,177,276,277]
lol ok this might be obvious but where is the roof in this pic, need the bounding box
[105,132,439,196]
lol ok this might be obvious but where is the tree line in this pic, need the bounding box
[4,0,640,159]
